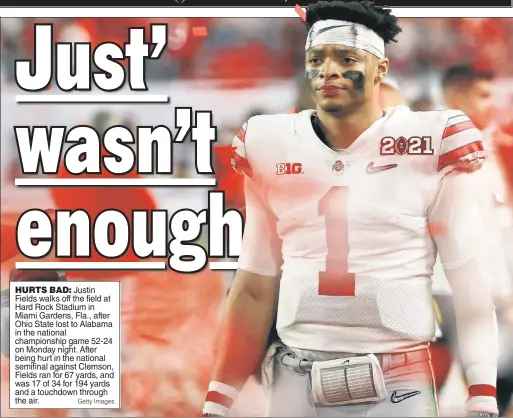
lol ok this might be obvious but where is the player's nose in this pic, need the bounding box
[319,59,341,79]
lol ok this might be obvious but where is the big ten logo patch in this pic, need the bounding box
[276,162,303,175]
[380,136,434,156]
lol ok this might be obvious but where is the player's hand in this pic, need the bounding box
[467,396,499,417]
[466,394,499,417]
[467,412,498,417]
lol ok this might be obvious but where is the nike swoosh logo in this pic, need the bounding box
[366,162,398,174]
[307,24,353,47]
[390,390,421,403]
[314,24,352,37]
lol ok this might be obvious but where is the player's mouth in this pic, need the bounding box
[318,85,347,96]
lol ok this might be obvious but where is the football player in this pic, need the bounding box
[431,64,513,416]
[496,137,513,207]
[203,3,499,416]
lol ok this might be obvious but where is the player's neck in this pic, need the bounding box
[316,103,384,150]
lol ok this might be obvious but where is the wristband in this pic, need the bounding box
[202,381,239,417]
[468,385,496,398]
[465,365,498,415]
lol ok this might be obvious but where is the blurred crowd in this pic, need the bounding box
[3,17,513,121]
[2,17,513,83]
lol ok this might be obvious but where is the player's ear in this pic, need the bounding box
[375,58,389,84]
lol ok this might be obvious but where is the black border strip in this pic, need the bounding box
[0,0,510,6]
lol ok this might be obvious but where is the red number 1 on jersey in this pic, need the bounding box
[318,186,356,296]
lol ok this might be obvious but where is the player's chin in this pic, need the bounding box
[318,100,350,114]
[317,95,353,111]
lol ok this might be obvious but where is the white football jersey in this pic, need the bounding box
[233,106,489,354]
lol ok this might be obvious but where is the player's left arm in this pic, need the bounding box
[428,165,499,417]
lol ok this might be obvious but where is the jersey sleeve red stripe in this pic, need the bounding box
[232,152,252,177]
[437,140,484,172]
[442,120,476,140]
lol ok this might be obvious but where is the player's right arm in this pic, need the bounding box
[202,120,282,417]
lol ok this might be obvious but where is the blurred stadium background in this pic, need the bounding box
[1,16,512,417]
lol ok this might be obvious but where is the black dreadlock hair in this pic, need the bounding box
[442,64,495,90]
[306,0,402,45]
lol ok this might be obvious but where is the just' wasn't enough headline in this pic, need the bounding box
[13,24,243,273]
